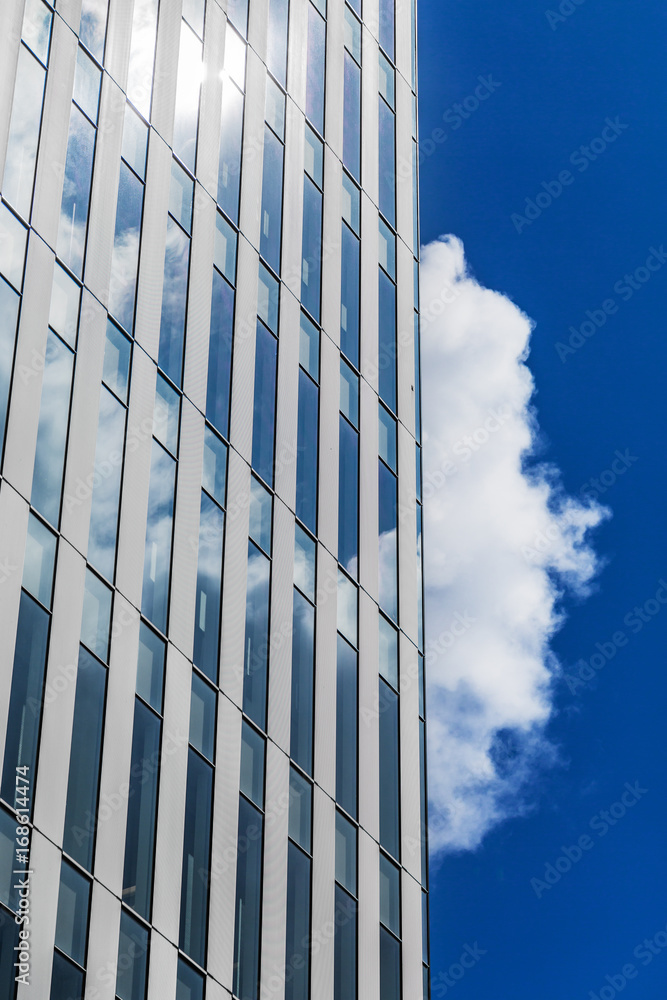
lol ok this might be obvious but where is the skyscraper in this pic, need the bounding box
[0,0,428,996]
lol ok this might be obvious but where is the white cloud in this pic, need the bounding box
[420,236,609,854]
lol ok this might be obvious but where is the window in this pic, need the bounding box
[243,541,271,730]
[290,590,315,774]
[116,909,149,1000]
[285,768,312,1000]
[336,634,357,819]
[305,3,326,134]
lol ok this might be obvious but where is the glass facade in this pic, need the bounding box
[0,0,428,997]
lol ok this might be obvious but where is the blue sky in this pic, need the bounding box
[417,1,667,997]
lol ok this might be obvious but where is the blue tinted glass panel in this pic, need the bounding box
[260,126,284,274]
[301,177,322,322]
[116,909,149,1000]
[193,493,224,681]
[173,22,202,173]
[0,593,49,816]
[233,796,263,1000]
[214,211,237,283]
[306,6,325,133]
[182,0,205,35]
[378,271,397,412]
[344,7,361,62]
[257,263,279,333]
[288,769,312,852]
[379,405,397,472]
[294,525,315,602]
[79,0,108,62]
[336,635,357,819]
[122,103,148,180]
[340,359,358,426]
[296,369,318,533]
[335,812,356,894]
[379,678,400,859]
[22,512,56,608]
[251,322,277,487]
[337,569,357,646]
[154,374,181,453]
[338,416,358,577]
[0,278,20,454]
[227,0,249,35]
[379,52,395,107]
[73,47,101,123]
[141,440,176,634]
[56,105,96,278]
[419,718,427,885]
[218,82,244,224]
[243,542,271,730]
[170,160,194,233]
[22,0,53,65]
[378,462,398,621]
[81,569,112,662]
[413,141,419,254]
[414,311,421,442]
[206,270,234,438]
[102,319,131,402]
[189,672,216,763]
[2,46,46,219]
[240,721,265,808]
[379,0,395,60]
[158,217,190,387]
[136,623,165,711]
[416,445,422,503]
[285,842,311,1000]
[87,385,125,581]
[380,927,401,1000]
[50,950,84,1000]
[30,330,74,526]
[342,172,360,234]
[54,859,90,965]
[379,101,396,227]
[299,311,319,379]
[109,161,144,334]
[0,810,17,908]
[176,958,204,1000]
[290,590,315,775]
[179,749,212,967]
[304,126,323,187]
[379,217,396,280]
[203,426,227,506]
[343,53,361,181]
[267,0,289,87]
[122,699,160,919]
[380,854,400,933]
[49,264,80,348]
[249,477,272,555]
[340,225,360,366]
[417,504,423,649]
[378,616,398,689]
[63,647,107,871]
[334,886,357,1000]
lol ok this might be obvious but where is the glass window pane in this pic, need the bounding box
[378,462,398,621]
[214,211,237,283]
[141,440,176,634]
[176,958,204,1000]
[30,330,75,526]
[22,0,53,65]
[126,0,160,119]
[56,105,96,278]
[243,542,271,730]
[342,173,360,235]
[380,927,401,1000]
[335,811,357,894]
[334,885,357,1000]
[266,76,285,140]
[379,678,400,859]
[260,125,284,274]
[154,372,180,455]
[206,269,234,438]
[233,797,263,1000]
[49,263,80,348]
[202,425,227,505]
[0,593,49,817]
[251,321,277,487]
[378,218,396,279]
[378,270,397,412]
[179,750,212,967]
[122,699,161,919]
[182,0,205,36]
[1,46,46,220]
[240,721,265,808]
[338,415,358,576]
[193,492,224,681]
[0,278,20,453]
[80,568,112,661]
[50,951,85,1000]
[306,5,325,133]
[267,0,289,87]
[224,25,247,88]
[294,525,315,602]
[249,476,273,554]
[73,46,101,122]
[257,262,279,333]
[86,387,125,581]
[79,0,109,62]
[122,103,148,179]
[0,203,28,291]
[344,7,361,62]
[418,653,425,720]
[290,591,315,774]
[379,616,398,689]
[22,513,56,608]
[340,359,358,426]
[0,808,18,909]
[136,622,165,711]
[379,854,401,935]
[218,81,244,223]
[189,671,216,761]
[285,840,311,1000]
[169,159,194,233]
[289,768,312,853]
[304,125,323,188]
[116,909,149,1000]
[340,224,360,366]
[343,53,361,181]
[379,101,396,226]
[379,52,395,107]
[54,859,90,965]
[227,0,249,36]
[379,405,397,471]
[301,176,322,322]
[336,635,357,819]
[296,369,318,534]
[63,646,107,871]
[419,718,427,885]
[158,216,190,387]
[337,571,357,646]
[173,21,202,173]
[299,311,320,379]
[379,0,395,60]
[109,159,144,334]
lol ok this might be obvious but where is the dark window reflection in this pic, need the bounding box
[296,369,318,533]
[176,957,204,1000]
[301,177,322,322]
[218,82,244,224]
[122,700,160,920]
[379,678,400,859]
[50,949,85,1000]
[141,440,176,634]
[380,927,401,1000]
[109,161,144,334]
[334,885,357,1000]
[378,461,398,621]
[338,415,359,576]
[233,796,263,1000]
[285,841,311,1000]
[242,542,271,731]
[193,493,224,682]
[260,126,284,274]
[179,749,212,967]
[56,105,96,278]
[336,634,357,819]
[251,321,277,488]
[378,270,397,413]
[54,859,90,966]
[31,330,75,527]
[87,385,125,581]
[290,591,315,775]
[116,908,149,1000]
[379,100,396,227]
[158,217,190,387]
[306,5,326,134]
[343,53,361,181]
[340,224,360,366]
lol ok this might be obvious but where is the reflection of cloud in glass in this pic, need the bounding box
[56,106,96,278]
[31,332,75,526]
[141,441,176,633]
[378,527,398,621]
[108,163,143,333]
[87,388,125,581]
[2,48,46,220]
[173,22,203,173]
[193,496,224,680]
[158,219,190,386]
[0,278,20,446]
[126,0,160,119]
[79,0,109,62]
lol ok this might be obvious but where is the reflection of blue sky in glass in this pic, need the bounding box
[87,386,125,581]
[31,330,75,527]
[158,218,190,387]
[126,0,159,120]
[242,541,271,730]
[141,440,176,634]
[173,21,202,173]
[2,47,46,220]
[193,494,224,682]
[108,162,143,334]
[79,0,109,63]
[56,106,96,278]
